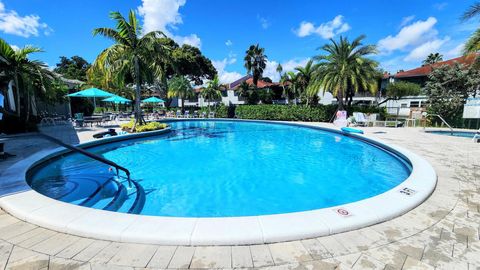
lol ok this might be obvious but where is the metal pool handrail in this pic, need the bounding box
[429,114,454,134]
[3,132,132,186]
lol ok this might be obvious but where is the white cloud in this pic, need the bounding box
[444,42,465,58]
[378,17,438,53]
[137,0,201,48]
[263,58,310,82]
[212,58,242,84]
[225,40,233,46]
[295,15,350,39]
[404,37,450,61]
[400,15,415,28]
[258,15,270,29]
[10,44,19,51]
[433,2,448,10]
[0,1,51,37]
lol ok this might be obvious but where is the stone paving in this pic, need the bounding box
[0,122,478,269]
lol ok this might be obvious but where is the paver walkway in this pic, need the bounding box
[0,122,478,269]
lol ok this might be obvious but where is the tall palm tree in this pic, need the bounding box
[91,10,169,130]
[310,35,378,110]
[285,71,301,105]
[294,60,318,105]
[244,44,267,86]
[422,53,443,66]
[279,73,290,104]
[167,75,194,111]
[201,75,222,110]
[0,39,51,120]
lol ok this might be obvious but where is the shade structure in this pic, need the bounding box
[67,87,115,110]
[102,95,131,104]
[141,97,165,103]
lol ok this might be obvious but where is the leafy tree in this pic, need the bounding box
[201,75,222,109]
[295,60,318,105]
[424,63,480,125]
[0,39,54,122]
[170,43,217,85]
[91,10,170,130]
[310,35,378,110]
[422,53,443,66]
[244,44,267,86]
[167,75,194,111]
[54,56,91,81]
[386,81,422,100]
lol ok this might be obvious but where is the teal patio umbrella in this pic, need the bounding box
[141,97,165,103]
[67,87,115,109]
[102,95,132,104]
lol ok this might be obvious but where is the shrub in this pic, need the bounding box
[386,81,422,100]
[121,120,168,132]
[199,105,228,118]
[235,105,337,122]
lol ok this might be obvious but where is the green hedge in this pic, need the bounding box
[199,105,228,118]
[234,105,385,122]
[235,105,337,122]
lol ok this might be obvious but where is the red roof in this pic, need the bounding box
[394,54,477,79]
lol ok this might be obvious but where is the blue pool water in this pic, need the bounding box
[426,130,476,138]
[28,120,411,217]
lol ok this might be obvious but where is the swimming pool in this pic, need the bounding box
[426,130,476,138]
[28,120,412,217]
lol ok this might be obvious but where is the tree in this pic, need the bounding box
[279,73,290,104]
[244,44,267,86]
[310,35,379,110]
[424,63,480,125]
[0,39,54,122]
[201,75,222,109]
[236,81,257,104]
[295,60,318,105]
[422,53,443,66]
[54,56,91,81]
[462,2,480,62]
[167,75,194,111]
[91,10,169,130]
[386,81,422,100]
[170,43,217,85]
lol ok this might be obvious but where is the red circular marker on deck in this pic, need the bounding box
[336,208,350,216]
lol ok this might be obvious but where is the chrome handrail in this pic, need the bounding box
[429,114,454,134]
[3,132,132,187]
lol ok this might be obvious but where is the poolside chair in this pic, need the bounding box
[184,110,190,118]
[176,110,182,118]
[74,113,84,127]
[201,111,207,118]
[353,112,368,127]
[333,110,348,127]
[208,111,215,118]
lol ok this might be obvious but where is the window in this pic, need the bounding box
[401,103,408,108]
[410,101,420,108]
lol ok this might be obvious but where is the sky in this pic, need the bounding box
[0,0,477,83]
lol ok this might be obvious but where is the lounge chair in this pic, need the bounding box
[176,110,182,118]
[74,113,84,127]
[208,111,215,118]
[184,110,190,118]
[352,112,368,127]
[201,111,207,118]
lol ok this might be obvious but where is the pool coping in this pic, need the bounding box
[0,119,437,246]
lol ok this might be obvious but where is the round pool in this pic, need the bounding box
[28,120,412,217]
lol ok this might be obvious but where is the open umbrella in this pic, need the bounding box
[67,87,115,110]
[141,97,165,103]
[102,96,131,104]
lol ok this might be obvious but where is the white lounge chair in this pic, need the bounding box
[208,111,215,118]
[353,112,368,127]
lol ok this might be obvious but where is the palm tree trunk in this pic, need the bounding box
[13,71,21,117]
[337,90,344,111]
[132,56,142,132]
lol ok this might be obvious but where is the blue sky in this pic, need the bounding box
[0,0,477,83]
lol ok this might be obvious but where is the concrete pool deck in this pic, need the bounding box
[0,122,477,269]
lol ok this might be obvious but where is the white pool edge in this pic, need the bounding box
[0,120,437,246]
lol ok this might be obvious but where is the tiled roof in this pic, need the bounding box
[393,54,477,79]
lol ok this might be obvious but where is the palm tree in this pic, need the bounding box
[422,53,443,66]
[167,75,194,111]
[244,44,267,86]
[91,10,169,130]
[201,75,222,110]
[285,71,301,105]
[279,73,290,104]
[311,35,379,110]
[462,2,480,58]
[0,39,52,120]
[294,60,318,105]
[462,2,480,21]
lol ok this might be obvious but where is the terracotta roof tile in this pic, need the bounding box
[394,54,477,78]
